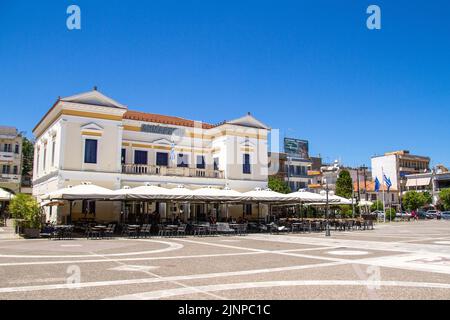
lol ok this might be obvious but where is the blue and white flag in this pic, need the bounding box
[383,174,392,191]
[374,177,381,192]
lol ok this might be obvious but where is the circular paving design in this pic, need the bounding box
[0,239,183,259]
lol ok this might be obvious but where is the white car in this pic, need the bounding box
[426,210,440,219]
[371,210,385,219]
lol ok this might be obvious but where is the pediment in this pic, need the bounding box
[62,90,127,109]
[81,122,104,131]
[151,138,173,145]
[226,114,270,129]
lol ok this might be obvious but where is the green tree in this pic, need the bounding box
[8,194,41,229]
[335,169,353,199]
[21,136,34,175]
[402,191,427,211]
[268,176,291,194]
[422,191,433,206]
[439,188,450,210]
[339,205,353,217]
[370,200,384,211]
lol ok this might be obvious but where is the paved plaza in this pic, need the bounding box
[1,221,450,300]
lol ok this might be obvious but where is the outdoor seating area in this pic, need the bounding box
[38,217,376,240]
[36,184,377,240]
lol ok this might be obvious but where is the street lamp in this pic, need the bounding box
[320,179,335,237]
[320,162,339,237]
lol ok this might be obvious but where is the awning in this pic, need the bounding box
[405,177,431,187]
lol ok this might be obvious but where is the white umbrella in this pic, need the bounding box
[327,194,352,205]
[160,185,194,200]
[112,185,171,200]
[358,200,373,207]
[42,183,116,200]
[242,187,297,202]
[288,190,327,203]
[192,186,246,201]
[0,188,14,201]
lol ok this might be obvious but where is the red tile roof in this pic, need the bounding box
[123,110,215,129]
[353,181,396,192]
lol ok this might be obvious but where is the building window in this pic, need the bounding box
[2,165,10,174]
[84,139,98,164]
[243,154,251,174]
[121,149,126,165]
[213,157,219,171]
[36,149,40,173]
[13,166,18,175]
[245,204,252,215]
[51,140,56,167]
[177,154,189,168]
[134,150,148,165]
[289,181,296,192]
[43,145,47,171]
[196,155,205,169]
[14,144,19,154]
[156,152,168,166]
[82,200,96,215]
[3,144,11,152]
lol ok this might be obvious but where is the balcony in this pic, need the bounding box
[0,174,20,183]
[122,164,224,179]
[0,151,19,161]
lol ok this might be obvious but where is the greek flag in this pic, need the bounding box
[374,177,380,192]
[383,174,392,191]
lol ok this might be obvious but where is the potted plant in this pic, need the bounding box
[8,194,42,238]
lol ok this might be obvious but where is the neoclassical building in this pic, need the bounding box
[32,89,270,223]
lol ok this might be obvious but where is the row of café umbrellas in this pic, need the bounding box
[41,183,346,204]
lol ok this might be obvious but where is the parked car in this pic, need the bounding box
[417,210,428,219]
[440,211,450,220]
[425,210,440,219]
[371,210,384,219]
[396,211,411,218]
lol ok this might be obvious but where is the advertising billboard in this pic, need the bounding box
[284,138,309,159]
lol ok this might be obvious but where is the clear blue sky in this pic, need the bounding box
[1,0,449,167]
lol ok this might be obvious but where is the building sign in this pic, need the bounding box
[141,124,180,136]
[284,138,309,159]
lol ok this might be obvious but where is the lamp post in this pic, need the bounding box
[320,163,338,237]
[320,179,334,237]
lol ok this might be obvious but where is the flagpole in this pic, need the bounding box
[382,167,386,223]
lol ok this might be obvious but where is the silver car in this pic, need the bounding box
[441,211,450,220]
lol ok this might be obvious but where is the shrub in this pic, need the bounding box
[385,208,396,221]
[8,194,42,229]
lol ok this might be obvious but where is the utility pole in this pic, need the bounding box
[356,167,361,203]
[360,165,368,201]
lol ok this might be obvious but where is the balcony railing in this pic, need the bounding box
[122,164,224,179]
[0,151,19,161]
[0,174,20,183]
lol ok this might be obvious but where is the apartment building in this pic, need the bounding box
[371,150,430,193]
[0,126,22,193]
